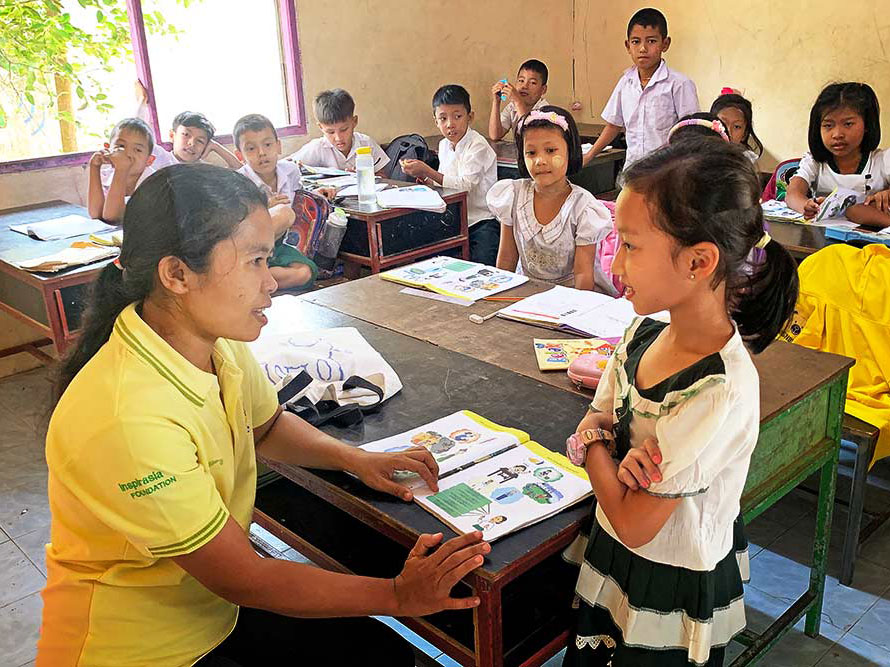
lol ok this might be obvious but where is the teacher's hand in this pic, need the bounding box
[351,447,440,500]
[393,531,488,616]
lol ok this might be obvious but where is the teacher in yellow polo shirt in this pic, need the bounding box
[37,164,488,667]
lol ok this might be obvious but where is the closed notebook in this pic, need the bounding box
[17,244,118,273]
[359,410,591,541]
[377,185,447,213]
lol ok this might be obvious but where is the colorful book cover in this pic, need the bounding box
[533,338,618,371]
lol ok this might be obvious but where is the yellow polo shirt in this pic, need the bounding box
[37,304,278,667]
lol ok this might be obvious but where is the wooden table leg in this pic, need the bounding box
[805,452,838,637]
[473,578,503,667]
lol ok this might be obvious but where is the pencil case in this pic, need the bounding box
[567,352,610,389]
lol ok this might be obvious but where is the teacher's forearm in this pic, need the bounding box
[256,410,359,472]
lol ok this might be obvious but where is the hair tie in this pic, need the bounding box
[517,110,569,133]
[721,87,737,95]
[113,257,124,271]
[668,119,730,143]
[755,232,771,249]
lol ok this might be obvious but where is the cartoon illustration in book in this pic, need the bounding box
[488,464,528,483]
[384,444,412,453]
[490,487,523,504]
[527,456,545,465]
[472,515,507,532]
[449,428,480,444]
[410,431,456,455]
[522,481,564,504]
[534,466,564,483]
[468,476,498,496]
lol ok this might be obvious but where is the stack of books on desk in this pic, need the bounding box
[10,214,117,241]
[17,244,118,273]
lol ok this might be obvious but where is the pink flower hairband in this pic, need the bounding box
[517,110,569,133]
[667,118,730,143]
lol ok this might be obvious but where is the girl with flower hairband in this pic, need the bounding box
[486,106,618,295]
[667,112,731,144]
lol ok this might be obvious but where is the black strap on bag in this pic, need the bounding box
[277,371,386,428]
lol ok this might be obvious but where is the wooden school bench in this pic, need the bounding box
[0,200,111,361]
[334,180,469,275]
[264,277,852,666]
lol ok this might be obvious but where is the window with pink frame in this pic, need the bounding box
[0,0,306,174]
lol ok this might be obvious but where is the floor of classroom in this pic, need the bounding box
[3,366,890,666]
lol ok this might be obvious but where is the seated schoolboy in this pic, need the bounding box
[135,82,241,169]
[583,7,698,167]
[401,85,500,265]
[87,117,156,223]
[292,89,389,175]
[233,113,317,290]
[489,59,550,141]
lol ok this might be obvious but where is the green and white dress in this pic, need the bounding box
[563,318,759,666]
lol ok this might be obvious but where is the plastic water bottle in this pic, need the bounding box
[313,208,348,274]
[499,78,508,101]
[355,146,376,205]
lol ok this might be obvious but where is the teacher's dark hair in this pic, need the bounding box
[58,163,267,394]
[621,138,799,353]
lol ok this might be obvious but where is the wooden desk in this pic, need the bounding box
[334,180,469,274]
[253,299,592,667]
[302,276,853,665]
[767,220,828,259]
[0,200,110,360]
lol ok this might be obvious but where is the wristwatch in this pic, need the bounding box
[566,427,617,466]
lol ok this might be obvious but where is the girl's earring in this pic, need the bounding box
[689,273,695,280]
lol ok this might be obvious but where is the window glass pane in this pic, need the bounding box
[0,1,137,162]
[143,0,289,138]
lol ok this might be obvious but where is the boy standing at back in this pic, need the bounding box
[234,113,317,290]
[292,89,389,175]
[583,7,698,167]
[489,59,550,141]
[402,85,499,265]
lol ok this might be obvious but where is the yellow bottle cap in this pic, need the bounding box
[356,146,372,155]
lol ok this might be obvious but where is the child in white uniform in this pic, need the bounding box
[486,106,616,294]
[787,82,890,228]
[561,137,799,666]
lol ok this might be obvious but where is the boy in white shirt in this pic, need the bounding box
[402,85,499,265]
[583,8,699,167]
[489,59,550,141]
[292,89,389,175]
[88,117,156,223]
[233,113,316,290]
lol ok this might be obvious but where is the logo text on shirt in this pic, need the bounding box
[117,471,178,499]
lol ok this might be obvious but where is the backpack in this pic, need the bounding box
[287,189,332,256]
[761,158,801,202]
[384,134,432,181]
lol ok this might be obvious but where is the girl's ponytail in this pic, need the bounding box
[732,236,799,354]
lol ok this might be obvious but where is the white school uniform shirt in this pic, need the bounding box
[291,132,390,172]
[150,144,179,170]
[99,163,156,202]
[793,149,890,197]
[601,59,699,166]
[500,96,550,133]
[237,159,302,204]
[438,128,497,227]
[486,179,616,294]
[591,317,760,571]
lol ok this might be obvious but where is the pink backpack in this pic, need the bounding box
[598,200,623,294]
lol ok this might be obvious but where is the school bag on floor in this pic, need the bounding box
[384,134,432,181]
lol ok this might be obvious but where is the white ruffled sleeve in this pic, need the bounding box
[486,179,519,226]
[644,379,733,498]
[573,193,614,246]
